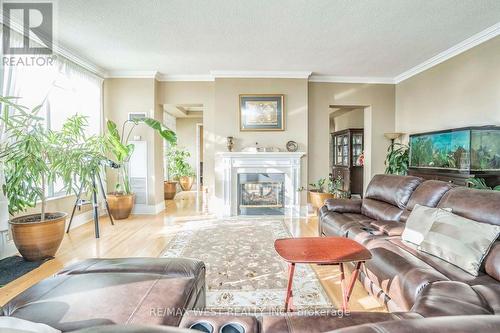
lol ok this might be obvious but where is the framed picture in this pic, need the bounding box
[239,94,285,131]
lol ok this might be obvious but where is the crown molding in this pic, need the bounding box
[309,75,395,84]
[394,22,500,83]
[210,70,312,79]
[157,74,215,81]
[54,44,107,77]
[105,71,159,79]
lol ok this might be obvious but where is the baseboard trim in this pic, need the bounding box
[132,201,166,215]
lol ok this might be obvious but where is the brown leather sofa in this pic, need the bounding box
[319,174,500,312]
[0,258,206,331]
[71,315,500,333]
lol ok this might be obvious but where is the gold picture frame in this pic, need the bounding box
[239,94,285,131]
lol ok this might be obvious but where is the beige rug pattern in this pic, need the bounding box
[161,217,332,311]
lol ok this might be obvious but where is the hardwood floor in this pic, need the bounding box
[0,191,386,312]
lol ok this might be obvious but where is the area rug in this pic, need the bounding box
[161,217,333,312]
[0,255,48,287]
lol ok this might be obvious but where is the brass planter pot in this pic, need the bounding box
[164,181,177,200]
[309,191,335,210]
[107,193,135,220]
[9,212,67,261]
[179,176,194,191]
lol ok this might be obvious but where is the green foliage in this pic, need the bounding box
[166,146,195,180]
[0,96,107,219]
[309,178,327,193]
[105,118,176,194]
[385,143,409,175]
[466,177,500,191]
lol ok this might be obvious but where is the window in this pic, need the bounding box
[2,40,103,198]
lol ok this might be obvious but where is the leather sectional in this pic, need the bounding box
[1,174,499,332]
[319,174,500,313]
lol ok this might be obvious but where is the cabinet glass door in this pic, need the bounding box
[352,133,363,166]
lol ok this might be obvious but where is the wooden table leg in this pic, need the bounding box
[284,262,295,312]
[346,261,363,303]
[339,263,348,311]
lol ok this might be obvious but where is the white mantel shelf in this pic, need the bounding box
[216,151,305,217]
[216,151,306,158]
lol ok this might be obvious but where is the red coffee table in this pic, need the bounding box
[274,237,372,312]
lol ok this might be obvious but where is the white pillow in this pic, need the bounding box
[0,317,60,333]
[402,204,451,245]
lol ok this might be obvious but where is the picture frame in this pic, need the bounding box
[239,94,285,131]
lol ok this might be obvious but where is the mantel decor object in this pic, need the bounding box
[226,136,235,152]
[286,140,298,152]
[240,94,285,131]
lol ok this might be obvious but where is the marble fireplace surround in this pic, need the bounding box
[216,152,305,217]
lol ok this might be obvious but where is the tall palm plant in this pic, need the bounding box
[385,143,409,175]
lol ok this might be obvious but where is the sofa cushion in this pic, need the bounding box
[261,312,404,333]
[405,181,454,212]
[364,174,423,209]
[325,198,362,213]
[370,220,405,236]
[410,281,499,317]
[484,241,500,281]
[437,187,500,226]
[363,239,449,310]
[327,315,500,333]
[1,258,205,331]
[419,211,500,276]
[321,212,374,236]
[361,198,404,221]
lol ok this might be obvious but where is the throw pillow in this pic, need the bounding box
[0,317,60,333]
[419,211,500,276]
[401,204,451,245]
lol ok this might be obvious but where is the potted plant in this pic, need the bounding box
[0,97,106,261]
[105,118,176,219]
[166,146,195,191]
[304,174,347,210]
[466,177,500,191]
[385,143,409,175]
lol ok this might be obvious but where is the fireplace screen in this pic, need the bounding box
[238,173,285,215]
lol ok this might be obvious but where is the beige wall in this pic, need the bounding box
[176,117,203,171]
[332,108,364,132]
[103,78,164,206]
[308,83,396,189]
[156,81,215,194]
[213,78,309,206]
[396,36,500,140]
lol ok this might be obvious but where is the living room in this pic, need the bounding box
[0,1,500,332]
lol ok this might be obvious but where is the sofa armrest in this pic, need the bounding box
[325,198,362,214]
[370,220,405,236]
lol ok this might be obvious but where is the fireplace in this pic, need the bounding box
[238,173,285,215]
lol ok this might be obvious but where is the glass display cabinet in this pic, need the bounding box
[331,128,364,196]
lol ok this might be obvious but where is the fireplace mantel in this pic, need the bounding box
[216,151,305,217]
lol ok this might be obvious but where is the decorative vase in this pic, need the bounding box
[107,193,135,220]
[226,136,234,152]
[309,190,335,210]
[164,181,177,200]
[179,176,194,191]
[9,212,67,261]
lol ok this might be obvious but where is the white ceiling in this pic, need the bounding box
[55,0,500,80]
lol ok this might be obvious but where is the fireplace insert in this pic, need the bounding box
[238,173,285,215]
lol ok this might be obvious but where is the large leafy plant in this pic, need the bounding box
[466,177,500,191]
[106,118,176,194]
[385,143,409,175]
[166,146,195,180]
[0,96,107,220]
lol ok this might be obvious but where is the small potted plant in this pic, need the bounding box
[0,97,106,260]
[105,118,176,219]
[166,146,195,191]
[305,174,346,210]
